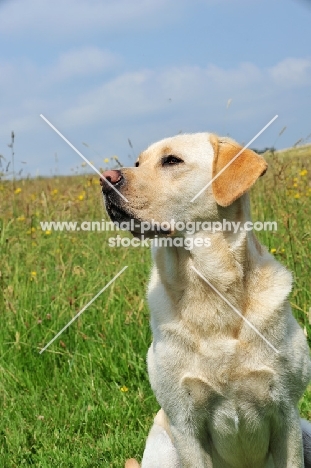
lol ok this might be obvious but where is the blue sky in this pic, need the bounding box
[0,0,310,177]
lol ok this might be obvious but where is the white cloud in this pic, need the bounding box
[0,0,200,38]
[269,57,311,87]
[0,52,310,174]
[0,55,309,137]
[54,62,266,129]
[0,46,120,108]
[0,0,252,39]
[46,47,120,83]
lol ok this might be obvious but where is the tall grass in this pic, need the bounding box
[0,145,310,466]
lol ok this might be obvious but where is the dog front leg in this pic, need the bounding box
[170,426,213,468]
[141,409,180,468]
[270,408,304,468]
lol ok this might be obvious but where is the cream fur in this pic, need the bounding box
[102,133,311,468]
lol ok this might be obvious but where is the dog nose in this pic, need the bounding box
[100,170,123,192]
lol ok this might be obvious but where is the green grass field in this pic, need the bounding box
[0,145,311,467]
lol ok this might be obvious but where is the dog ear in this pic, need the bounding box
[210,135,268,207]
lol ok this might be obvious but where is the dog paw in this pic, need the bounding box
[125,458,140,468]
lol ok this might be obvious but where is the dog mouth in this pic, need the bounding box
[102,175,166,237]
[104,198,172,238]
[105,198,133,223]
[104,197,142,234]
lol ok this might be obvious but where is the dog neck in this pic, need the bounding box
[152,196,254,302]
[152,229,251,306]
[149,195,292,337]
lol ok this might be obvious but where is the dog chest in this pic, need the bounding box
[147,338,275,467]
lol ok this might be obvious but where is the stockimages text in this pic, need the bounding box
[40,218,277,250]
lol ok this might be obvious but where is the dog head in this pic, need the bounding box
[101,133,267,236]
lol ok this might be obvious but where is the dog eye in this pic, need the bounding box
[162,155,183,166]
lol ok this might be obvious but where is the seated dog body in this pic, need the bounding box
[102,133,311,468]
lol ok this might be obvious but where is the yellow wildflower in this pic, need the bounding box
[120,385,128,392]
[30,271,37,282]
[104,158,110,163]
[300,169,308,176]
[293,183,298,188]
[17,216,25,222]
[270,248,277,254]
[45,230,52,235]
[51,189,58,195]
[78,194,84,201]
[14,187,22,194]
[294,193,300,199]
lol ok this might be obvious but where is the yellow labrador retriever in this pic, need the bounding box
[101,133,311,468]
